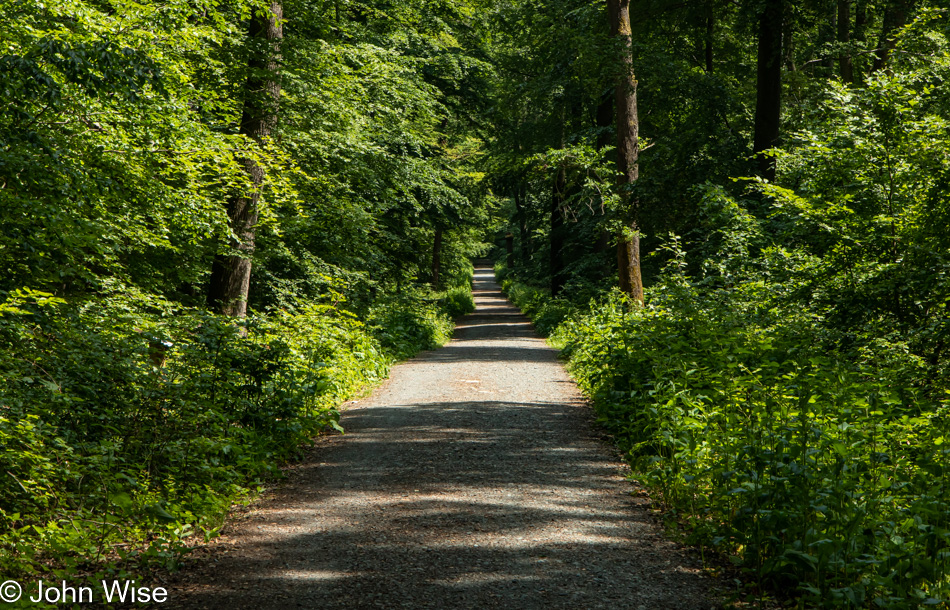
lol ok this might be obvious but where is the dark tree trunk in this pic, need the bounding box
[505,233,515,269]
[853,0,868,81]
[705,2,715,73]
[838,0,854,83]
[595,90,613,255]
[550,166,567,298]
[753,0,783,182]
[872,0,915,73]
[855,0,868,42]
[208,2,283,317]
[514,184,531,265]
[608,0,643,306]
[596,89,614,151]
[431,227,442,289]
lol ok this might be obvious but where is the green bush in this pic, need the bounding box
[368,294,454,360]
[0,282,458,578]
[437,285,476,318]
[553,238,950,608]
[500,276,576,336]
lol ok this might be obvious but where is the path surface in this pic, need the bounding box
[170,265,716,609]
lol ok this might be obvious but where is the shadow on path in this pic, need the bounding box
[168,265,715,609]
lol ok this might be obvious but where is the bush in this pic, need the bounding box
[500,276,575,336]
[554,241,950,608]
[437,285,476,318]
[0,282,459,578]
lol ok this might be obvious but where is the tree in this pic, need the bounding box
[208,2,284,317]
[753,0,783,182]
[838,0,854,83]
[872,0,916,73]
[608,0,643,306]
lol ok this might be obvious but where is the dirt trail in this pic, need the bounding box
[170,265,716,609]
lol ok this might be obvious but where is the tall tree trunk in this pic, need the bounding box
[854,0,868,42]
[705,1,715,73]
[596,89,614,151]
[514,183,531,265]
[431,227,442,289]
[608,0,643,306]
[872,0,915,73]
[208,2,283,316]
[838,0,854,83]
[550,166,567,298]
[753,0,783,182]
[595,90,613,254]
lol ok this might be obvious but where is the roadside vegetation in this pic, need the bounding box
[5,0,950,606]
[0,0,483,584]
[492,1,950,607]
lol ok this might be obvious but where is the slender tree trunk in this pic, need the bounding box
[608,0,643,306]
[550,166,567,298]
[855,0,868,41]
[431,227,442,289]
[595,90,613,254]
[596,89,614,151]
[872,0,915,73]
[852,0,868,81]
[514,184,531,265]
[208,2,283,316]
[838,0,854,83]
[705,1,715,73]
[753,0,783,182]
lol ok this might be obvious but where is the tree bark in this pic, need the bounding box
[208,2,283,317]
[872,0,915,73]
[513,183,531,265]
[753,0,783,182]
[838,0,854,83]
[431,226,442,289]
[608,0,643,306]
[550,166,567,298]
[595,90,613,255]
[855,0,868,42]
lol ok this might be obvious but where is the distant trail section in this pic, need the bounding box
[170,264,716,609]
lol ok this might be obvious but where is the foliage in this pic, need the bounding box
[0,0,489,580]
[0,284,463,578]
[493,3,950,606]
[498,268,577,337]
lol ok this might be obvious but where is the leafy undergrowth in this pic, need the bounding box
[503,250,950,608]
[496,264,574,337]
[0,283,465,587]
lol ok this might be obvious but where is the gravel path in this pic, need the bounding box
[169,265,718,609]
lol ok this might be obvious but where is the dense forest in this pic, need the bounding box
[2,0,950,607]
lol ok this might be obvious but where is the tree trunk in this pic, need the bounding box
[705,2,715,73]
[855,0,868,42]
[753,0,783,182]
[208,2,283,317]
[872,0,915,73]
[514,184,531,265]
[431,227,442,289]
[608,0,643,306]
[838,0,854,83]
[596,89,614,151]
[550,166,567,298]
[595,90,613,255]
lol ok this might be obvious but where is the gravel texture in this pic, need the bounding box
[168,265,719,609]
